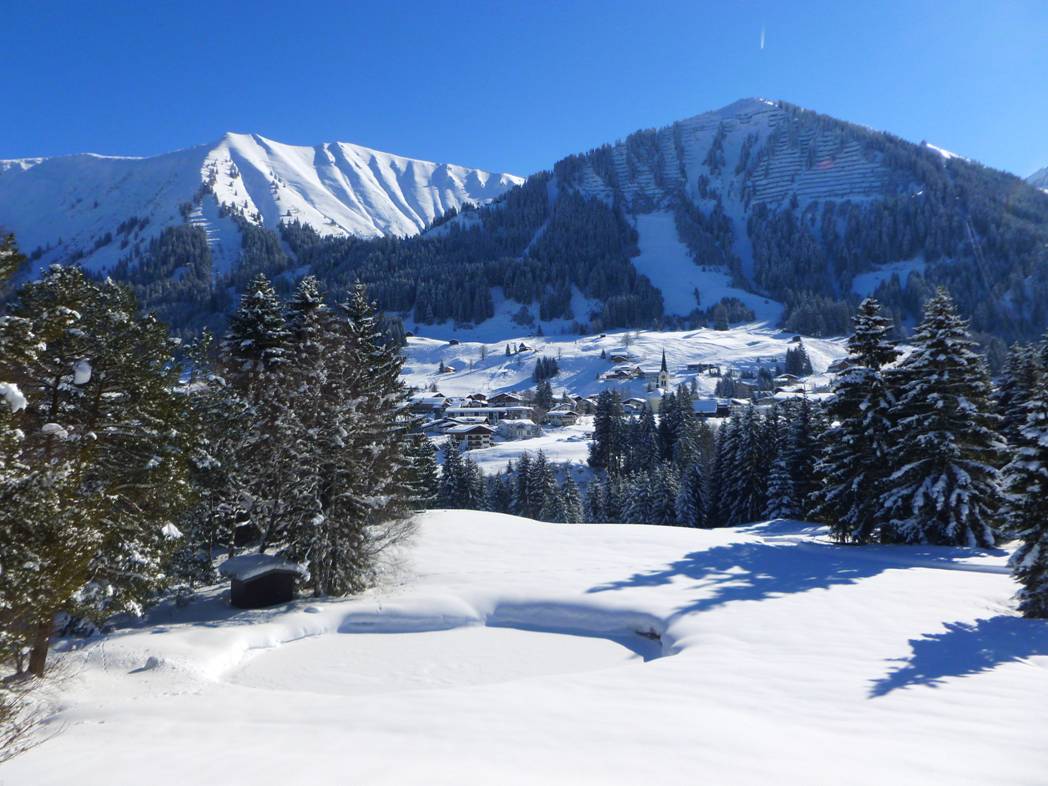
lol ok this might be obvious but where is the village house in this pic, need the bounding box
[623,397,649,415]
[606,348,632,363]
[446,422,495,450]
[488,392,525,407]
[443,405,536,424]
[544,408,580,427]
[571,395,597,415]
[692,398,733,419]
[409,393,447,417]
[686,362,721,376]
[496,419,543,440]
[601,365,640,382]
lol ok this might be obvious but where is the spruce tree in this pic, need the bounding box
[675,461,707,527]
[995,342,1040,447]
[514,452,533,516]
[879,290,1003,546]
[632,406,660,474]
[725,407,766,525]
[1003,375,1048,617]
[649,464,681,525]
[812,298,899,542]
[621,472,651,524]
[560,475,583,523]
[586,478,608,522]
[588,391,626,472]
[529,451,558,520]
[763,453,797,519]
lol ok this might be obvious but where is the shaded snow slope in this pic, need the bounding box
[7,512,1045,786]
[0,134,522,276]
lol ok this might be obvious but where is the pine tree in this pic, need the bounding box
[529,451,558,520]
[811,298,899,542]
[535,379,554,411]
[785,397,824,518]
[588,391,626,472]
[438,442,466,507]
[405,434,439,509]
[172,330,250,592]
[0,268,192,676]
[560,475,583,523]
[879,290,1003,546]
[995,342,1040,447]
[514,452,533,516]
[763,453,797,519]
[1003,375,1048,617]
[586,478,608,522]
[725,407,767,525]
[675,461,707,527]
[221,276,302,553]
[621,472,651,524]
[706,417,735,527]
[299,281,417,595]
[485,471,515,514]
[649,464,681,525]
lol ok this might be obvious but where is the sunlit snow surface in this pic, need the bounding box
[8,512,1047,786]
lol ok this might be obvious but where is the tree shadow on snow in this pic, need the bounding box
[586,520,1004,621]
[869,616,1048,697]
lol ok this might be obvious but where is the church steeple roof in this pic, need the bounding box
[660,349,668,373]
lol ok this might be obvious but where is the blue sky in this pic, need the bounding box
[3,1,1046,178]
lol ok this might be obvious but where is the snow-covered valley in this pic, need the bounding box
[5,511,1045,786]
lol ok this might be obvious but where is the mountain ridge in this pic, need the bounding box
[0,133,523,277]
[1029,165,1048,191]
[3,99,1047,345]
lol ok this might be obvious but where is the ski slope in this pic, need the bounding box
[6,512,1045,785]
[0,134,522,276]
[630,211,782,321]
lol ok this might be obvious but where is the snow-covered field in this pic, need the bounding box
[7,512,1046,785]
[463,418,594,475]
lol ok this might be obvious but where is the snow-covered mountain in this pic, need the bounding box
[0,133,523,275]
[1029,165,1048,192]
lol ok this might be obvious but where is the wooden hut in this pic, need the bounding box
[220,554,307,609]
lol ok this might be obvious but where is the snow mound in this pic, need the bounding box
[228,626,658,696]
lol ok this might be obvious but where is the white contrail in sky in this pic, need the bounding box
[760,25,766,50]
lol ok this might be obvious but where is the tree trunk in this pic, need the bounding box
[27,618,52,678]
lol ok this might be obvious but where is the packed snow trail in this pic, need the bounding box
[6,512,1046,786]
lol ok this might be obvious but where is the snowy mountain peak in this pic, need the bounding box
[1029,165,1048,192]
[0,133,523,275]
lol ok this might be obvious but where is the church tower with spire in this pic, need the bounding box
[658,349,669,390]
